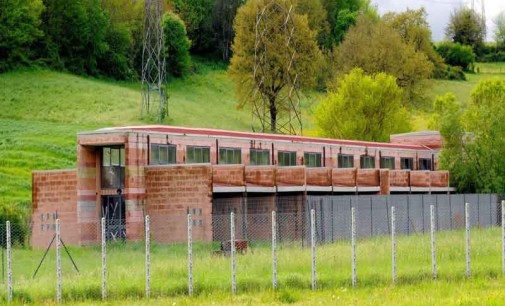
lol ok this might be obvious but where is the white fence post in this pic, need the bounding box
[391,206,396,284]
[501,200,504,275]
[230,212,236,294]
[310,209,316,290]
[187,213,193,296]
[272,211,277,290]
[465,203,471,279]
[145,215,150,299]
[351,207,357,287]
[101,217,106,300]
[430,205,437,279]
[6,221,12,303]
[56,219,61,303]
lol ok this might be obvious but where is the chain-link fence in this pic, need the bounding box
[0,194,503,303]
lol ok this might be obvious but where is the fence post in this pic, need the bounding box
[6,221,12,303]
[310,209,316,290]
[56,219,61,303]
[391,206,396,284]
[465,203,471,278]
[187,213,193,296]
[145,215,150,299]
[351,207,357,287]
[502,200,504,275]
[230,212,236,294]
[272,211,277,290]
[101,217,106,300]
[430,205,437,279]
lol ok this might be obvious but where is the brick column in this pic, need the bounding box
[77,145,99,245]
[380,169,390,195]
[125,134,148,240]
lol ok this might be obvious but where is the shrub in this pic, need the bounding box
[163,12,192,77]
[436,42,476,71]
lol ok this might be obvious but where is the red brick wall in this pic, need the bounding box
[245,166,276,186]
[32,170,78,248]
[332,168,356,187]
[276,167,305,186]
[410,171,431,187]
[430,171,449,187]
[76,145,99,245]
[212,165,245,186]
[145,165,212,243]
[306,168,331,186]
[357,170,380,187]
[389,171,410,187]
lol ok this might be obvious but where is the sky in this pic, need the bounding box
[372,0,505,42]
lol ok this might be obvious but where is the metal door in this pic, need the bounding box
[101,195,126,241]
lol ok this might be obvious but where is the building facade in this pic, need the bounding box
[31,126,450,247]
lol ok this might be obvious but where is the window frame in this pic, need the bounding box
[277,150,297,166]
[219,147,242,164]
[101,146,125,189]
[400,157,414,170]
[304,152,322,168]
[338,154,354,168]
[186,146,210,164]
[360,155,375,169]
[250,149,270,165]
[150,144,177,165]
[380,156,395,170]
[419,158,432,171]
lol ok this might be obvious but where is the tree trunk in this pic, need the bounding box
[269,97,277,133]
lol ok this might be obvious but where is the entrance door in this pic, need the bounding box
[102,195,126,241]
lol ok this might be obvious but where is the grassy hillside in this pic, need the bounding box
[0,60,504,211]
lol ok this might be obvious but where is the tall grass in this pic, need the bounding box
[1,227,502,304]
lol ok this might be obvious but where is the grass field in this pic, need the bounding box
[1,226,503,305]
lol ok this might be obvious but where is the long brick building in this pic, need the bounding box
[31,126,450,247]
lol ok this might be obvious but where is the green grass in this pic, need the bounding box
[1,227,503,305]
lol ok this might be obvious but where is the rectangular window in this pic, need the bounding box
[150,144,176,165]
[186,146,210,163]
[360,155,375,169]
[401,157,414,170]
[304,152,322,167]
[380,156,395,170]
[338,154,354,168]
[278,151,297,166]
[219,147,242,164]
[101,146,125,189]
[250,149,270,165]
[419,158,432,171]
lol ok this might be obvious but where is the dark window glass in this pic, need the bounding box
[419,158,432,170]
[150,144,176,165]
[338,154,354,168]
[304,152,322,167]
[278,151,297,166]
[360,155,375,169]
[186,146,210,163]
[250,149,270,165]
[380,156,395,170]
[219,148,242,164]
[101,146,125,189]
[401,157,414,170]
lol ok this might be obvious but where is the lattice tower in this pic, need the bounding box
[251,0,302,135]
[141,0,167,122]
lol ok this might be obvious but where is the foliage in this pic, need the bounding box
[436,42,475,72]
[445,7,485,55]
[383,8,446,79]
[297,0,330,49]
[494,11,505,50]
[163,11,192,77]
[229,0,321,132]
[322,0,377,48]
[211,0,244,62]
[40,0,109,75]
[0,0,44,72]
[333,15,433,108]
[315,68,411,142]
[433,80,505,193]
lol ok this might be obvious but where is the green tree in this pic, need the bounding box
[494,11,505,49]
[229,0,321,132]
[433,80,505,193]
[315,68,411,142]
[436,42,475,71]
[333,15,433,108]
[297,0,330,49]
[0,0,44,72]
[163,11,191,77]
[383,8,445,78]
[445,7,485,54]
[40,0,109,75]
[212,0,244,61]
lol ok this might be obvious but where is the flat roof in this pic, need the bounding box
[87,125,433,151]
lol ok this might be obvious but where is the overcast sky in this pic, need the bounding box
[372,0,505,42]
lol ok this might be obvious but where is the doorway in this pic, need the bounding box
[101,195,126,240]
